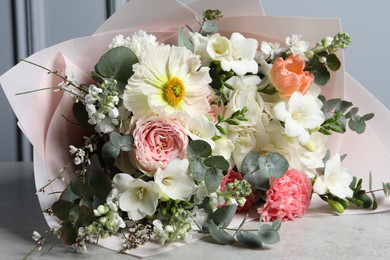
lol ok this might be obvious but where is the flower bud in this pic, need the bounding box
[327,199,345,213]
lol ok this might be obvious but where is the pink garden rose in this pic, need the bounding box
[131,115,188,173]
[259,169,312,222]
[270,54,314,99]
[220,170,255,213]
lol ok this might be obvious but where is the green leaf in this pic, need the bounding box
[322,98,341,113]
[188,140,212,159]
[189,158,207,180]
[60,221,78,245]
[211,204,238,228]
[70,175,94,199]
[241,151,261,176]
[335,100,353,113]
[361,113,375,121]
[326,53,341,71]
[204,155,229,171]
[59,185,80,202]
[178,26,194,52]
[69,205,96,227]
[52,200,75,221]
[236,231,262,248]
[205,168,223,193]
[312,66,330,86]
[345,107,359,118]
[354,193,372,208]
[110,132,123,148]
[258,224,280,244]
[86,167,111,202]
[94,46,137,90]
[383,182,390,197]
[259,153,289,178]
[369,172,378,210]
[208,221,235,245]
[272,219,282,231]
[120,135,134,151]
[102,142,120,158]
[348,115,366,134]
[72,102,95,131]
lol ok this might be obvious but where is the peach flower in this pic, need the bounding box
[270,54,314,99]
[131,115,188,173]
[259,169,312,222]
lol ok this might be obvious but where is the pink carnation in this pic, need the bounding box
[220,170,255,213]
[131,115,188,173]
[259,169,312,222]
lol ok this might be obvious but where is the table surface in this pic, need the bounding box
[1,161,389,260]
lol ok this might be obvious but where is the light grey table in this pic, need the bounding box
[1,161,389,260]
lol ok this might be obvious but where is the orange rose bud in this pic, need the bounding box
[270,54,314,99]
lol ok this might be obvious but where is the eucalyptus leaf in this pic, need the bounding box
[258,224,280,244]
[272,219,282,231]
[369,172,378,210]
[188,140,212,159]
[102,142,120,158]
[120,134,134,151]
[52,200,75,221]
[189,158,207,180]
[236,231,262,248]
[361,113,375,121]
[60,221,78,245]
[70,175,94,199]
[322,98,341,112]
[94,46,137,90]
[86,168,111,202]
[382,182,390,197]
[110,132,122,148]
[348,115,366,134]
[59,185,80,202]
[211,204,238,228]
[204,155,229,171]
[69,205,96,228]
[208,221,235,245]
[205,168,223,193]
[326,53,341,71]
[260,153,289,178]
[335,100,353,113]
[345,107,359,118]
[178,26,194,52]
[311,66,330,86]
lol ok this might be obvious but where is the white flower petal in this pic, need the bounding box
[113,173,134,193]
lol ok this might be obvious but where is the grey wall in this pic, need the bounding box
[0,0,389,161]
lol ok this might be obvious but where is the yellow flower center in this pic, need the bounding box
[164,77,185,107]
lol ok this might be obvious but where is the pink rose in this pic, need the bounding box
[270,54,314,99]
[131,116,188,173]
[259,169,312,222]
[220,170,255,213]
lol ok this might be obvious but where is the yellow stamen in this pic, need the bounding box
[164,77,185,106]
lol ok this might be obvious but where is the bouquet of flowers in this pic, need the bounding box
[1,0,390,258]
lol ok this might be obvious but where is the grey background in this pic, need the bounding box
[1,0,389,161]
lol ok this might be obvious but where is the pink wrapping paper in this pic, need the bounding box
[1,0,389,257]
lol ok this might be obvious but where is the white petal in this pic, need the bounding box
[328,186,353,199]
[313,176,327,195]
[273,102,289,121]
[113,173,134,193]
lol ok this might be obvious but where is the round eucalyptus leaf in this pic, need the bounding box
[102,142,120,158]
[208,221,235,245]
[204,155,229,171]
[236,231,262,248]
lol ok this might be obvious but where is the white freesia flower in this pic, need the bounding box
[206,33,258,76]
[286,34,309,57]
[313,154,354,199]
[212,135,235,162]
[113,173,159,221]
[260,41,283,59]
[184,116,216,149]
[273,91,325,145]
[124,45,211,121]
[154,158,196,201]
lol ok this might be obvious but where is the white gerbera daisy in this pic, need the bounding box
[123,45,211,121]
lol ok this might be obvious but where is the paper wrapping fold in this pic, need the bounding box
[0,0,389,257]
